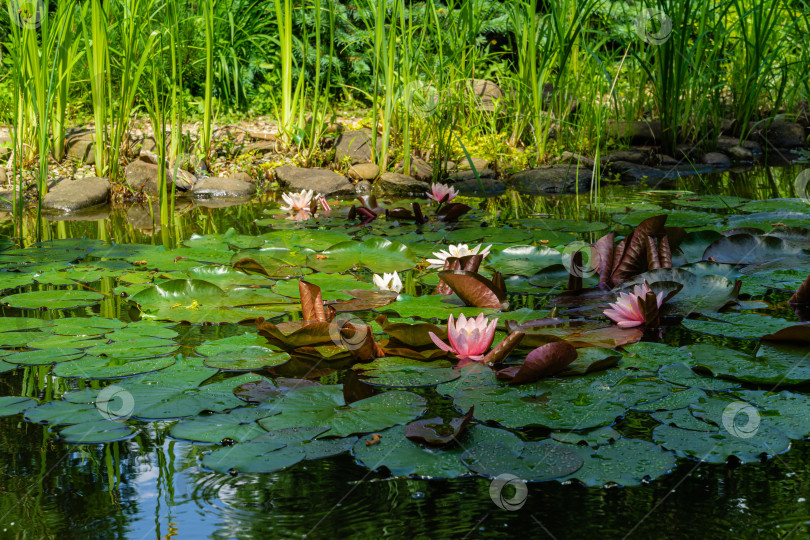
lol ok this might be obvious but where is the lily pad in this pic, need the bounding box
[59,420,136,444]
[257,386,427,437]
[462,440,584,481]
[0,396,37,417]
[356,357,461,387]
[486,245,562,276]
[52,354,177,379]
[561,438,677,487]
[2,290,105,310]
[307,237,419,273]
[170,407,278,443]
[353,424,523,479]
[203,347,291,371]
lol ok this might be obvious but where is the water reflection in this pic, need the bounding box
[1,164,810,538]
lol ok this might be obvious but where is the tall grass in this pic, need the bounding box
[2,0,810,215]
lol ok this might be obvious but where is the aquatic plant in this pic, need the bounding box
[429,313,498,367]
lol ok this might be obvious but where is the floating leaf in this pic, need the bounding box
[257,386,426,437]
[404,407,474,447]
[59,420,136,444]
[53,355,177,379]
[496,342,578,385]
[462,440,584,481]
[170,408,277,443]
[0,396,37,417]
[561,438,677,487]
[2,290,104,309]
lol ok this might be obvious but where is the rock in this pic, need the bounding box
[42,177,110,212]
[373,172,430,197]
[0,138,11,161]
[452,177,506,197]
[348,163,380,181]
[727,146,754,161]
[0,190,13,211]
[395,156,433,181]
[45,205,111,222]
[240,140,276,156]
[457,157,489,171]
[65,130,95,164]
[448,168,498,182]
[0,166,6,185]
[124,159,194,196]
[334,130,376,164]
[797,100,809,128]
[657,154,679,165]
[608,121,663,146]
[465,79,504,112]
[190,177,255,199]
[230,171,255,184]
[274,166,354,196]
[606,161,714,186]
[354,180,373,194]
[757,120,806,148]
[507,165,592,195]
[444,160,457,171]
[557,151,596,167]
[602,150,646,164]
[702,152,731,167]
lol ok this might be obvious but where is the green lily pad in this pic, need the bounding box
[307,237,419,273]
[0,317,49,332]
[621,342,695,372]
[682,313,795,339]
[196,333,276,356]
[5,348,85,365]
[170,407,278,443]
[87,338,179,359]
[685,343,801,385]
[561,438,677,487]
[1,290,105,310]
[0,330,50,348]
[356,357,460,387]
[615,209,717,228]
[257,386,427,437]
[203,347,291,371]
[59,420,136,444]
[353,424,523,479]
[25,401,106,425]
[118,363,263,419]
[0,396,37,417]
[551,426,622,447]
[52,354,177,379]
[462,440,584,481]
[672,195,748,209]
[486,245,562,276]
[734,390,810,440]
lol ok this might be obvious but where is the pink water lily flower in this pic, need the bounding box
[429,313,498,367]
[427,183,459,204]
[603,283,664,328]
[281,189,315,212]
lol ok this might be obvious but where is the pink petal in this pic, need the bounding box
[429,332,453,352]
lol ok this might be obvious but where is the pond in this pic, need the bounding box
[2,164,810,539]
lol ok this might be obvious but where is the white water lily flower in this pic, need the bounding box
[426,243,492,268]
[373,272,403,293]
[280,189,315,212]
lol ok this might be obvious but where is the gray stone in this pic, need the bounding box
[453,177,506,197]
[334,130,376,164]
[607,121,663,146]
[557,151,596,167]
[758,120,807,148]
[602,150,646,164]
[65,130,95,164]
[507,165,592,195]
[240,140,276,156]
[42,177,110,212]
[0,190,13,211]
[0,138,11,161]
[448,168,498,182]
[354,180,373,194]
[657,154,679,165]
[274,166,354,196]
[606,161,714,186]
[0,166,6,185]
[124,159,194,196]
[702,152,731,167]
[727,145,754,161]
[230,171,255,184]
[457,157,490,171]
[348,163,380,181]
[373,172,430,197]
[190,177,255,199]
[465,79,505,112]
[395,156,433,181]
